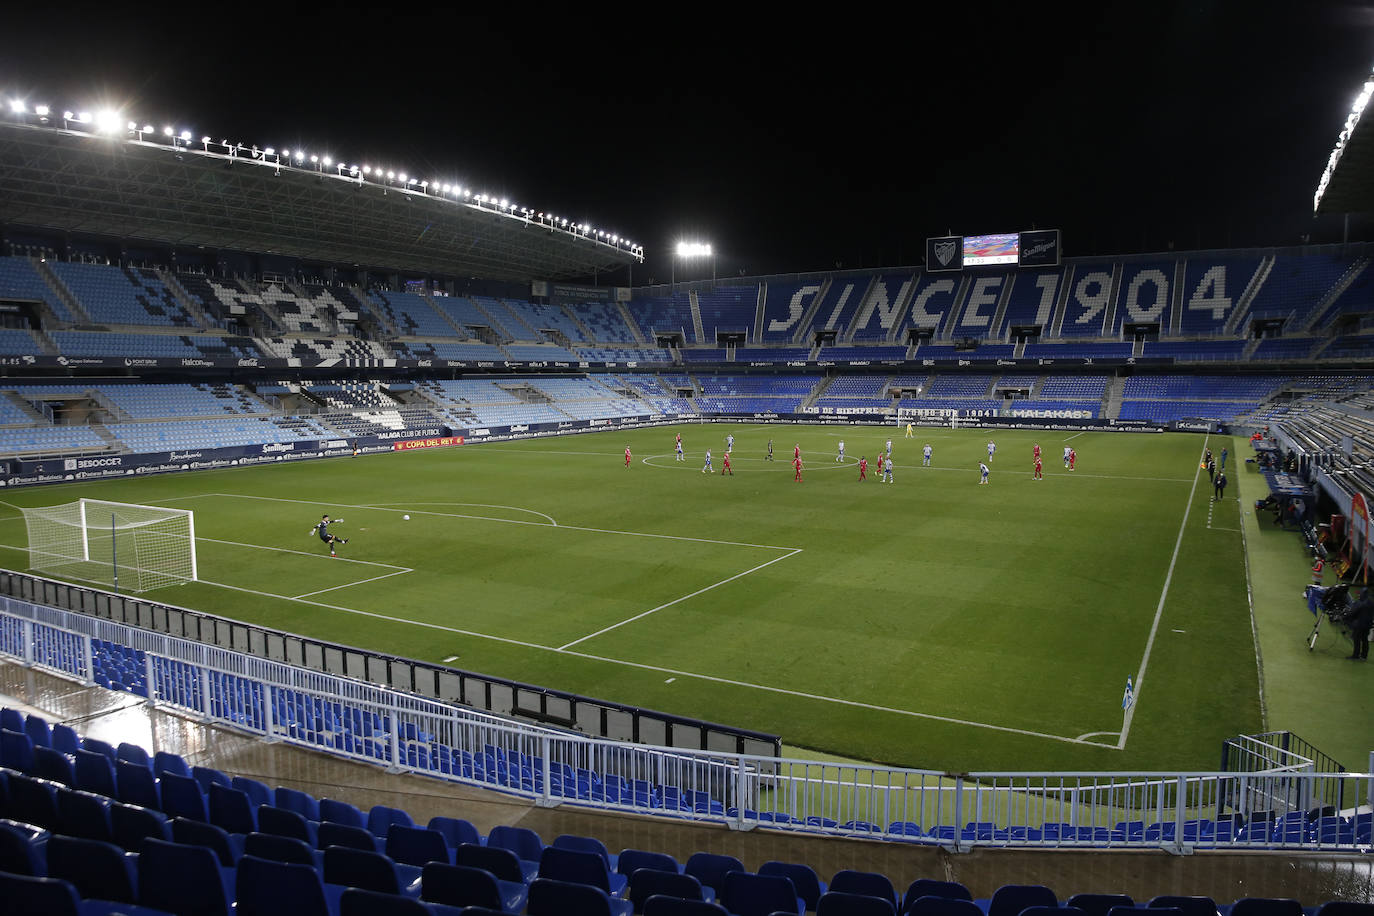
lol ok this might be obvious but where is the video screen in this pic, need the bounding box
[962,233,1020,266]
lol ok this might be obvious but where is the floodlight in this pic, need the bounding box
[387,171,395,179]
[676,242,713,257]
[63,110,74,120]
[398,172,407,182]
[34,105,48,117]
[294,151,304,160]
[264,147,274,156]
[179,130,191,141]
[322,156,331,166]
[76,111,91,123]
[144,125,154,134]
[163,126,173,136]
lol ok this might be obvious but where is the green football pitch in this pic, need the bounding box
[0,424,1265,772]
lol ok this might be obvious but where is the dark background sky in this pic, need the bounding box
[2,3,1374,285]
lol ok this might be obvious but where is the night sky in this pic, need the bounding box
[2,4,1373,285]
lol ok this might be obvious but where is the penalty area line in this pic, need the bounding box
[558,548,804,650]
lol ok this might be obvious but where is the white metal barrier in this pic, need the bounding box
[2,595,1370,852]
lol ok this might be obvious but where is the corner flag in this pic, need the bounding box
[1121,677,1135,710]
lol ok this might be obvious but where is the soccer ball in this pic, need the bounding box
[403,514,410,521]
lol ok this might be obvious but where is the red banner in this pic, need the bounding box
[392,436,464,451]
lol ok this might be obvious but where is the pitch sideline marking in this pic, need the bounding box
[558,548,804,650]
[176,573,1099,747]
[1118,434,1209,748]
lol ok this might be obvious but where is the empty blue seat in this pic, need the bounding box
[555,833,617,870]
[987,885,1058,916]
[318,820,381,852]
[618,848,681,878]
[761,862,826,911]
[191,766,232,793]
[245,831,317,866]
[50,724,80,757]
[903,880,972,911]
[829,871,897,910]
[1227,900,1305,916]
[338,886,448,916]
[487,824,543,865]
[420,861,529,913]
[56,786,113,843]
[322,844,415,896]
[684,852,744,898]
[258,804,316,845]
[539,845,629,897]
[81,738,117,762]
[138,837,232,916]
[0,817,49,875]
[428,815,482,850]
[630,868,717,911]
[1147,897,1220,916]
[173,815,242,866]
[31,747,74,787]
[368,803,415,838]
[529,876,634,916]
[46,833,138,903]
[74,750,118,798]
[110,802,171,850]
[152,752,190,779]
[722,871,804,916]
[158,772,208,822]
[0,728,35,772]
[819,892,898,916]
[1069,895,1134,916]
[276,786,321,822]
[1315,904,1374,916]
[115,760,160,810]
[0,708,22,732]
[456,842,534,884]
[387,823,453,867]
[8,773,60,829]
[232,775,273,809]
[208,782,257,834]
[23,715,52,749]
[116,742,151,768]
[319,797,366,829]
[235,854,333,916]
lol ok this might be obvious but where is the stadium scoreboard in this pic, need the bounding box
[926,229,1061,271]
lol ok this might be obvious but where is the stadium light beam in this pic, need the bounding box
[672,240,715,287]
[1315,70,1374,213]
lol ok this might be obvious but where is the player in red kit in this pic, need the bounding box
[793,456,803,482]
[1033,443,1041,462]
[1033,455,1043,480]
[624,446,632,468]
[793,443,801,461]
[1069,448,1076,471]
[721,452,733,475]
[858,456,867,480]
[876,453,884,476]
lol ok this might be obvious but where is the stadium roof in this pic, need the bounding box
[0,121,643,282]
[1314,70,1374,215]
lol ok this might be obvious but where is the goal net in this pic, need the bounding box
[21,499,197,593]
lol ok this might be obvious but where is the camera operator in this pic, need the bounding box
[1349,588,1373,661]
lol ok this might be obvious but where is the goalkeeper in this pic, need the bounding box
[310,514,349,557]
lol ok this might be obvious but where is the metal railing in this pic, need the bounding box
[2,594,1371,852]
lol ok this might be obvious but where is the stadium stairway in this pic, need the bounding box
[1,661,1370,906]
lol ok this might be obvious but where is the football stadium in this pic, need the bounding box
[1,14,1373,915]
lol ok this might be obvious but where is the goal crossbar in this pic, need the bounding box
[22,498,198,593]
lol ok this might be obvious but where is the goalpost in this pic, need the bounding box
[21,498,197,593]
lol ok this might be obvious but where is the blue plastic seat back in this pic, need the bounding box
[47,833,138,903]
[276,786,322,822]
[110,801,171,851]
[0,728,35,772]
[153,751,191,778]
[819,891,898,916]
[539,844,621,894]
[456,842,528,884]
[0,708,23,733]
[339,887,432,916]
[488,824,544,862]
[1068,895,1135,916]
[173,815,240,866]
[1148,896,1220,916]
[420,862,512,910]
[138,837,231,916]
[723,871,802,916]
[761,862,825,911]
[642,894,729,916]
[830,871,897,909]
[116,759,160,809]
[320,796,366,829]
[208,782,257,835]
[236,854,331,916]
[428,815,481,849]
[159,771,209,822]
[1227,900,1305,916]
[619,848,681,878]
[318,820,379,852]
[245,830,316,866]
[117,741,151,768]
[368,803,415,838]
[0,817,49,875]
[684,852,745,897]
[988,885,1058,916]
[0,871,83,916]
[230,775,273,808]
[258,804,315,844]
[529,876,624,916]
[908,898,985,916]
[56,786,113,843]
[31,746,74,786]
[323,844,402,894]
[8,772,60,829]
[903,880,972,911]
[554,833,614,869]
[386,822,452,867]
[23,714,52,749]
[74,748,118,797]
[631,869,710,911]
[50,724,80,756]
